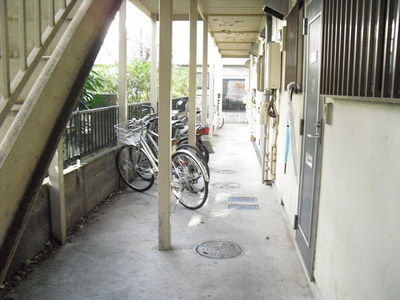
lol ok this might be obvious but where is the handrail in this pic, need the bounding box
[0,0,80,127]
[64,102,151,168]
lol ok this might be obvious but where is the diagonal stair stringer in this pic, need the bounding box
[0,0,123,283]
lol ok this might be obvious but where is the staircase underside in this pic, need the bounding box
[0,0,123,283]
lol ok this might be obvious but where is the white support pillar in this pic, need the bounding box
[48,141,66,244]
[208,41,215,137]
[188,0,197,145]
[215,49,223,132]
[118,0,127,124]
[201,18,208,125]
[158,0,172,250]
[150,13,158,112]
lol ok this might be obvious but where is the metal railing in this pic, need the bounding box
[0,0,80,127]
[63,102,151,168]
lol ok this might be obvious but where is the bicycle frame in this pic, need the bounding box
[138,126,209,183]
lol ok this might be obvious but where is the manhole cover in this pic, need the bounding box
[212,182,240,189]
[217,170,237,174]
[195,241,243,259]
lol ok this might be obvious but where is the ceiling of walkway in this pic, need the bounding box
[130,0,266,58]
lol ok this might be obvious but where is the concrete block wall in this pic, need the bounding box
[7,147,120,279]
[64,148,120,228]
[7,185,51,278]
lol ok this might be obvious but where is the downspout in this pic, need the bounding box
[261,14,273,184]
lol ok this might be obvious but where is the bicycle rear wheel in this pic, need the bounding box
[176,144,210,177]
[117,145,155,192]
[218,116,224,129]
[178,137,210,163]
[171,150,209,209]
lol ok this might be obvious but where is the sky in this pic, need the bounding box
[95,2,247,66]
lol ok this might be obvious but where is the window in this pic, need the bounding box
[321,0,400,99]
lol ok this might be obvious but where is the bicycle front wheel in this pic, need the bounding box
[116,145,155,192]
[171,150,209,209]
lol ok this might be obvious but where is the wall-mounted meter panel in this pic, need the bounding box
[265,42,281,89]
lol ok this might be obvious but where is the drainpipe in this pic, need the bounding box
[261,14,273,184]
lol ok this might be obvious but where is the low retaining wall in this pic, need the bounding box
[7,147,121,278]
[222,111,246,124]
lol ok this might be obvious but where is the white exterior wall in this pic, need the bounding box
[313,98,400,299]
[266,18,302,228]
[273,91,303,230]
[256,7,400,299]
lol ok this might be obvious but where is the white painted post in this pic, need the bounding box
[158,0,172,251]
[118,0,127,124]
[48,142,67,244]
[0,0,10,97]
[150,13,158,112]
[34,0,42,47]
[208,41,215,138]
[188,0,197,146]
[201,18,208,125]
[18,0,27,71]
[48,0,55,27]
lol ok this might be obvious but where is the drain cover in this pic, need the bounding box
[228,204,259,210]
[229,197,257,203]
[217,170,237,174]
[195,241,243,259]
[212,182,240,189]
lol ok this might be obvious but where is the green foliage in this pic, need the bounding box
[127,59,151,103]
[172,65,189,98]
[79,61,191,109]
[93,65,119,95]
[78,70,107,109]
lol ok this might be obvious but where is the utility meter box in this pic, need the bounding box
[265,42,281,89]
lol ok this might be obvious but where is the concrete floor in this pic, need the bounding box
[3,124,313,300]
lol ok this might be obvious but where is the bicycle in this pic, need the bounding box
[137,111,210,176]
[171,110,211,163]
[115,116,210,210]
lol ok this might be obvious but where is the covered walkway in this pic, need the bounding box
[3,124,312,299]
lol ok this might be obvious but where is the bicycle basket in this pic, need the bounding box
[114,119,144,146]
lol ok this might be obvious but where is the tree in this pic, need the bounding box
[172,65,189,98]
[77,70,108,109]
[127,59,151,103]
[79,60,192,109]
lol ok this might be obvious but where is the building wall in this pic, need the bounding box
[273,95,400,299]
[313,98,400,299]
[273,91,303,230]
[253,3,400,298]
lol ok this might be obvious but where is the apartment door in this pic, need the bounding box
[296,0,323,279]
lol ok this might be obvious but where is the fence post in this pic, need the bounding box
[48,141,67,244]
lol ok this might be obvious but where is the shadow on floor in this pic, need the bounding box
[2,124,313,300]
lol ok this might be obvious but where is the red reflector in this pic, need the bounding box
[197,126,210,135]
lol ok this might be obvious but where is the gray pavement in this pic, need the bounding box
[3,124,313,300]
